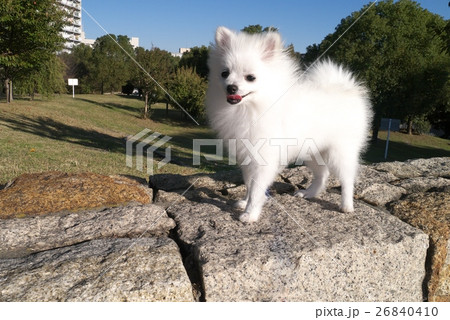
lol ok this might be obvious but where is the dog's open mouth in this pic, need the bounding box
[227,92,252,105]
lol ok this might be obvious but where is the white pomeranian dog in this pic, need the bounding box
[206,27,373,223]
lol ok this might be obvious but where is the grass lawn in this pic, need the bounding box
[1,93,449,185]
[363,131,450,163]
[0,94,225,185]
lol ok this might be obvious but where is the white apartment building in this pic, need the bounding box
[57,0,82,52]
[58,0,139,52]
[130,37,139,49]
[171,47,191,58]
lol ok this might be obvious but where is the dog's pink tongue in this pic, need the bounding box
[227,94,242,103]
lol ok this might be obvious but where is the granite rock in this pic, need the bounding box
[373,161,423,179]
[0,238,194,302]
[354,166,398,194]
[408,157,450,178]
[391,177,450,193]
[149,170,242,192]
[167,192,428,301]
[390,191,450,302]
[434,240,450,302]
[357,183,406,207]
[1,158,446,302]
[0,204,175,258]
[372,157,450,179]
[280,166,313,189]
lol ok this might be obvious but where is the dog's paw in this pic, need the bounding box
[233,199,247,210]
[295,189,313,199]
[295,188,321,199]
[295,190,305,198]
[239,212,259,223]
[340,204,354,213]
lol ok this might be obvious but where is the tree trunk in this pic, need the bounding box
[407,116,413,135]
[4,78,13,103]
[166,101,169,115]
[371,112,381,142]
[9,80,13,102]
[30,81,36,101]
[143,92,149,119]
[371,127,379,143]
[4,79,10,103]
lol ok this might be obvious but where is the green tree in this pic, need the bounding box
[91,35,134,94]
[60,43,95,93]
[286,43,302,63]
[241,25,278,34]
[0,0,66,102]
[169,66,207,120]
[15,55,66,99]
[304,0,449,138]
[427,61,450,136]
[179,46,209,78]
[133,47,176,118]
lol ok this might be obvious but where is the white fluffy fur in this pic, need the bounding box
[206,27,373,223]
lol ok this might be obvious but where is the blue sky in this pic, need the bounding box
[82,0,449,53]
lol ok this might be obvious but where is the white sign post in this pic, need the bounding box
[380,118,401,160]
[68,78,78,98]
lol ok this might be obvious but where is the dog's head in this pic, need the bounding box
[211,26,284,106]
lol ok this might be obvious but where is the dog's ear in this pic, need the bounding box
[262,32,282,60]
[215,26,233,49]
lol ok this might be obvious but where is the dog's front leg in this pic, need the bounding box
[239,166,277,223]
[233,165,252,210]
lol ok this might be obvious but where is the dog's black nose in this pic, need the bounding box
[227,84,238,95]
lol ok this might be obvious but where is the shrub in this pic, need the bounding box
[413,117,431,135]
[169,67,207,121]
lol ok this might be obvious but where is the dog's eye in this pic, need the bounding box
[221,70,230,79]
[245,74,256,82]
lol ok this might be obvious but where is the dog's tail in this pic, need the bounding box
[307,59,365,93]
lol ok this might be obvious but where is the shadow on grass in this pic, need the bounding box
[114,94,194,125]
[1,114,124,153]
[77,97,140,116]
[363,139,450,163]
[1,109,228,172]
[79,94,204,127]
[149,106,204,127]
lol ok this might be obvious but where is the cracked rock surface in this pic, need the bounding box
[0,158,449,301]
[0,238,193,302]
[0,204,174,259]
[166,193,428,301]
